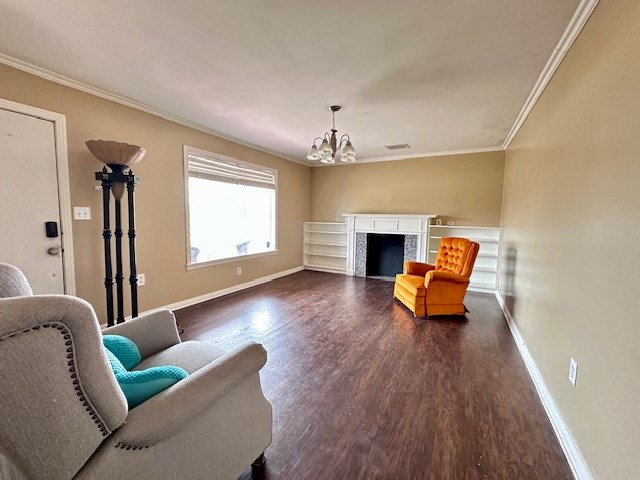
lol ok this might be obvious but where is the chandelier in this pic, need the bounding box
[306,105,356,164]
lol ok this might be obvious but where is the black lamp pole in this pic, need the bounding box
[95,166,140,327]
[127,171,139,318]
[98,168,115,327]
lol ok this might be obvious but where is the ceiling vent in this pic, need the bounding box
[385,143,411,150]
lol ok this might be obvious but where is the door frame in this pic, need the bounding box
[0,98,76,295]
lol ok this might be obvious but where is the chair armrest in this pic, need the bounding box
[111,341,267,446]
[404,261,436,276]
[101,309,180,359]
[425,270,470,286]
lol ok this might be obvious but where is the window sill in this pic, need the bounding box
[186,250,279,271]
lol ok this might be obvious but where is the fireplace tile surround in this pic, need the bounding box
[354,233,418,277]
[343,214,437,277]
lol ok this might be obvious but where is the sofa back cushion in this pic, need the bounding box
[0,263,33,298]
[435,237,479,278]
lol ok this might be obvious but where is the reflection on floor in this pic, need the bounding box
[175,270,572,480]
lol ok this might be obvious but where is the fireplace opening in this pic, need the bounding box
[366,233,405,278]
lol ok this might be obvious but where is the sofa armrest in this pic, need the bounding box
[404,261,436,276]
[101,309,180,359]
[425,270,470,286]
[111,341,268,446]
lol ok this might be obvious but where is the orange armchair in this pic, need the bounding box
[393,237,479,317]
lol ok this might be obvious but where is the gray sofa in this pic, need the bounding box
[0,263,272,479]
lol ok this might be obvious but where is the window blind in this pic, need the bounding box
[187,153,276,190]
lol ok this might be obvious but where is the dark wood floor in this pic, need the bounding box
[175,271,572,480]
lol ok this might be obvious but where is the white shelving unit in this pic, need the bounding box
[428,225,501,292]
[303,222,347,273]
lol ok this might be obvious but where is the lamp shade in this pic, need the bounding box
[341,141,355,157]
[319,139,332,154]
[320,154,335,164]
[85,140,146,167]
[307,145,321,161]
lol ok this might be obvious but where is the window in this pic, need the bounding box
[184,146,277,267]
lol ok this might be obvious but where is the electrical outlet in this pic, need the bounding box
[237,267,242,276]
[73,207,91,220]
[568,357,578,386]
[136,273,145,286]
[447,220,455,226]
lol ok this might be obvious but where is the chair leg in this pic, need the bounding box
[251,453,266,477]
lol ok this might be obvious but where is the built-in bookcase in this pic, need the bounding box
[303,222,347,273]
[428,225,501,292]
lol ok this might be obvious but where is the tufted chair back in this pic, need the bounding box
[434,237,479,278]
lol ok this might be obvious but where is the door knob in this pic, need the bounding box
[47,247,61,256]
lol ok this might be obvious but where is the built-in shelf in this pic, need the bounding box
[304,230,347,235]
[430,235,499,243]
[428,224,501,293]
[304,222,348,273]
[305,241,346,247]
[306,252,347,259]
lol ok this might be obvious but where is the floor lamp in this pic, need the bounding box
[86,140,144,327]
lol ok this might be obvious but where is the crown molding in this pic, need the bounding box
[0,53,309,167]
[311,146,505,167]
[502,0,600,149]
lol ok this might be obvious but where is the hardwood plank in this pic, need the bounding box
[175,271,572,480]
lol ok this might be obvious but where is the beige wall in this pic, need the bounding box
[499,2,640,479]
[310,151,505,226]
[0,64,311,322]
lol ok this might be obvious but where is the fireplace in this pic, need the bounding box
[366,234,404,277]
[343,213,437,277]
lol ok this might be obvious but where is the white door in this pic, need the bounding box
[0,107,65,294]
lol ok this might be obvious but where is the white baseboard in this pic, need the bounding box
[495,292,593,480]
[137,265,304,317]
[467,285,496,294]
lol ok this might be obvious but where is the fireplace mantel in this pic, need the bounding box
[342,213,437,276]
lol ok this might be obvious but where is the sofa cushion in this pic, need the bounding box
[394,274,426,297]
[134,341,226,375]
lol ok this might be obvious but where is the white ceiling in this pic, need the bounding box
[0,0,580,165]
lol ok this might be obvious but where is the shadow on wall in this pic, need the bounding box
[502,245,518,315]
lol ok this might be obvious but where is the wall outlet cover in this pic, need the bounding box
[447,220,455,226]
[73,207,91,220]
[237,267,242,275]
[136,273,145,286]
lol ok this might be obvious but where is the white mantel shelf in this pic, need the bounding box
[342,213,437,276]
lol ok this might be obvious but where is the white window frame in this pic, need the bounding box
[183,145,278,270]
